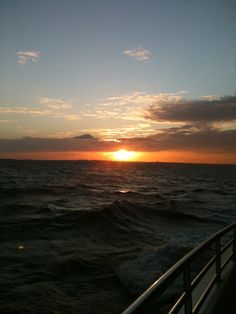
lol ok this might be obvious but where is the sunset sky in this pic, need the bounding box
[0,0,236,163]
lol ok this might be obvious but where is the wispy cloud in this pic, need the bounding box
[80,93,236,146]
[123,48,151,62]
[104,92,181,106]
[83,92,183,123]
[199,95,220,101]
[0,107,50,116]
[57,114,80,121]
[80,124,155,140]
[17,51,40,64]
[38,97,72,109]
[38,97,80,120]
[0,119,17,124]
[50,131,75,138]
[0,96,80,121]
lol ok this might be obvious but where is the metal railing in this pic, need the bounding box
[122,221,236,314]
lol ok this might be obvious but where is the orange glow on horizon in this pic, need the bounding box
[0,150,235,164]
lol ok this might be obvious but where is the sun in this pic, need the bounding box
[112,149,136,161]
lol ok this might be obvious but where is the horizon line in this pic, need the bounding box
[0,158,235,166]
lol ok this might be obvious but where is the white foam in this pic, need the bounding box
[116,242,192,295]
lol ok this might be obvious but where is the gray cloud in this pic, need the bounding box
[0,135,113,153]
[0,128,235,154]
[121,127,236,153]
[144,96,236,123]
[74,134,98,140]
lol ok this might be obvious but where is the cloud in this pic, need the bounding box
[87,92,236,133]
[199,95,220,101]
[0,97,80,121]
[17,51,40,64]
[104,92,181,106]
[0,107,50,116]
[0,106,80,120]
[74,134,98,140]
[38,97,72,109]
[123,48,151,62]
[0,127,235,154]
[80,124,155,140]
[110,125,236,154]
[50,131,75,138]
[124,127,236,153]
[59,114,80,121]
[0,136,107,152]
[83,92,182,123]
[0,119,17,124]
[144,96,236,123]
[1,92,235,157]
[38,97,81,120]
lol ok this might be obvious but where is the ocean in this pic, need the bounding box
[0,160,236,314]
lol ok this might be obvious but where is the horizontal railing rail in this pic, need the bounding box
[122,221,236,314]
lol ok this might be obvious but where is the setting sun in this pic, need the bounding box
[112,149,136,161]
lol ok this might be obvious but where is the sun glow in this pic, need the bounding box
[112,149,136,161]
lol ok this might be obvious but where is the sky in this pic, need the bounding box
[0,0,236,163]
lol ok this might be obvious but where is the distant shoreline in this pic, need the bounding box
[0,158,235,166]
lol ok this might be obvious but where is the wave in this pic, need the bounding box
[0,199,223,264]
[21,200,221,248]
[116,241,215,313]
[95,200,223,225]
[10,198,223,224]
[0,196,224,236]
[116,243,192,295]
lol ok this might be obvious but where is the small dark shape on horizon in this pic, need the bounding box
[74,134,97,140]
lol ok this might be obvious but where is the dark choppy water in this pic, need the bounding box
[0,160,236,313]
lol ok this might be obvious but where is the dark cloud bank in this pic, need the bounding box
[144,96,236,122]
[0,129,235,154]
[0,96,235,154]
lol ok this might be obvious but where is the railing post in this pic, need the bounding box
[215,239,221,281]
[183,264,192,314]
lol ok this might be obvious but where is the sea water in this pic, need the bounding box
[0,160,236,313]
